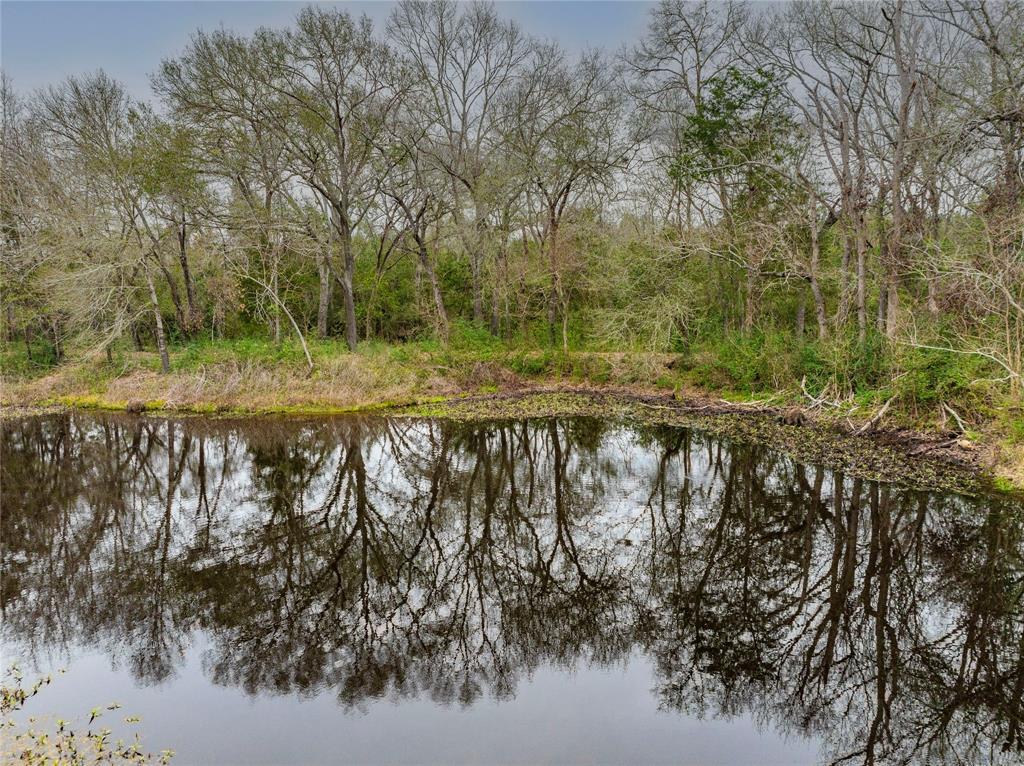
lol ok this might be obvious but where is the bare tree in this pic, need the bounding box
[505,44,634,350]
[388,0,530,328]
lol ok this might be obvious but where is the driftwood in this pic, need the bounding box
[800,376,844,409]
[856,395,896,435]
[910,437,959,456]
[942,402,967,434]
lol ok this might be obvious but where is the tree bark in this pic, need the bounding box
[50,318,62,362]
[317,198,334,337]
[145,267,171,374]
[317,250,333,338]
[743,263,758,335]
[415,231,449,341]
[270,256,281,344]
[855,215,868,343]
[471,216,486,325]
[338,216,358,352]
[156,257,187,333]
[547,215,561,347]
[809,214,829,341]
[177,211,200,332]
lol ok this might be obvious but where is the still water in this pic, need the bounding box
[2,413,1023,766]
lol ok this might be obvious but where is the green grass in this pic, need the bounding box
[1,327,1015,433]
[0,340,61,379]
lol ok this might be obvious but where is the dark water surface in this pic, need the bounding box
[2,413,1023,766]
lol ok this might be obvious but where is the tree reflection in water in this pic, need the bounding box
[2,413,1023,765]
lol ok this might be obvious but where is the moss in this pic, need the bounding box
[48,395,123,411]
[992,476,1024,494]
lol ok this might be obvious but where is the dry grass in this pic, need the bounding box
[3,343,1022,493]
[2,354,455,413]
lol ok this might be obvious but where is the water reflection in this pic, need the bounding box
[2,413,1023,765]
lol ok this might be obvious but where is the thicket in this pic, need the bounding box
[1,0,1022,423]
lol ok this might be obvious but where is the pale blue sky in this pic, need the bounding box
[1,1,655,99]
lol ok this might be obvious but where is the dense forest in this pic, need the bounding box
[1,0,1022,408]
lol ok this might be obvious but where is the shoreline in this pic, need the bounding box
[1,380,1011,497]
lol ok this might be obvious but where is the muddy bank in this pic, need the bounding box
[399,388,993,496]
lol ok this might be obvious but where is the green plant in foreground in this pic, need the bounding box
[1,666,174,765]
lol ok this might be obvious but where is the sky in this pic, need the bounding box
[1,1,654,99]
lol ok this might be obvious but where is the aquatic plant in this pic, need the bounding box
[1,666,174,765]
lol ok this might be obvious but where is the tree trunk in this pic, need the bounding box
[877,282,888,335]
[156,257,187,332]
[471,216,486,325]
[561,306,569,354]
[51,318,62,363]
[415,231,449,341]
[855,215,868,344]
[809,215,829,341]
[809,279,827,342]
[317,249,332,338]
[338,217,358,352]
[146,268,171,374]
[177,211,200,332]
[270,257,281,344]
[926,279,939,318]
[743,264,758,335]
[838,234,852,326]
[489,291,501,336]
[926,184,941,318]
[885,271,900,338]
[886,0,914,341]
[470,249,485,324]
[547,217,561,347]
[317,198,334,337]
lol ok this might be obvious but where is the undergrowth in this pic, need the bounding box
[0,323,1016,433]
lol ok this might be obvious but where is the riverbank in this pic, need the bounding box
[2,340,1022,494]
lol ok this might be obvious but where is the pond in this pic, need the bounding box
[2,413,1023,766]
